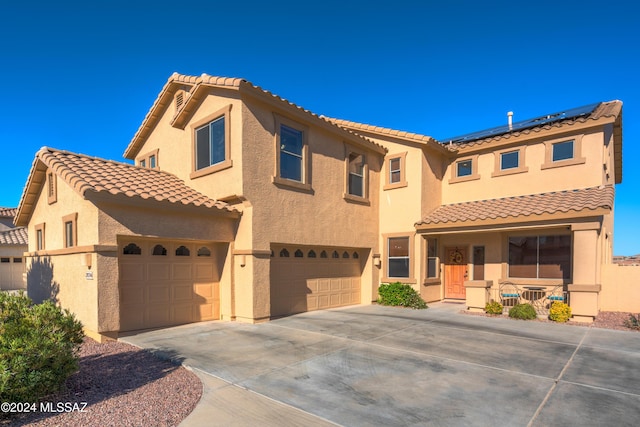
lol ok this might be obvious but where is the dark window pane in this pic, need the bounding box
[65,221,73,247]
[175,246,190,256]
[152,245,167,256]
[149,155,156,168]
[457,160,472,177]
[390,170,401,183]
[539,235,571,279]
[501,151,519,170]
[553,140,574,162]
[210,117,225,165]
[349,174,363,196]
[509,237,537,278]
[280,151,302,181]
[427,258,437,278]
[473,246,485,280]
[196,125,210,170]
[389,258,410,278]
[198,247,211,257]
[281,125,303,155]
[389,237,409,257]
[123,243,142,255]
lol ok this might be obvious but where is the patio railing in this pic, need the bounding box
[488,284,569,316]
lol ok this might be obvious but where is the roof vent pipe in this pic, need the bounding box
[507,111,514,130]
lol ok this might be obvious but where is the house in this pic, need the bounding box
[14,73,624,340]
[0,207,27,290]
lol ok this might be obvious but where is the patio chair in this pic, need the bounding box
[546,285,566,305]
[499,282,521,309]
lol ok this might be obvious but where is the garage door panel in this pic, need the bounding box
[119,239,221,332]
[148,264,171,281]
[120,263,145,281]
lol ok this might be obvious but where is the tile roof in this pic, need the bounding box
[0,208,17,218]
[416,186,614,227]
[15,148,238,226]
[442,101,622,150]
[124,73,387,159]
[0,227,27,245]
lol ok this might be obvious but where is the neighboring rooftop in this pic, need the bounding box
[0,207,17,218]
[416,185,614,228]
[0,227,27,245]
[438,101,622,146]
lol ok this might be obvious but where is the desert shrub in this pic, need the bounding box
[508,303,537,320]
[0,292,84,402]
[624,314,640,330]
[484,301,504,315]
[377,282,427,309]
[548,302,572,323]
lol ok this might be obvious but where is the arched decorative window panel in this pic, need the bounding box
[353,251,359,259]
[123,243,141,255]
[175,245,190,256]
[294,249,303,258]
[197,247,211,257]
[280,248,290,257]
[332,250,339,258]
[320,250,328,258]
[152,245,167,256]
[342,251,350,258]
[308,250,316,258]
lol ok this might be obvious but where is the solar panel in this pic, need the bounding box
[438,102,601,145]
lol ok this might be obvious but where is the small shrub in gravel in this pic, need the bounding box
[378,282,427,309]
[624,314,640,330]
[508,303,537,320]
[484,301,504,315]
[548,302,572,323]
[0,292,84,402]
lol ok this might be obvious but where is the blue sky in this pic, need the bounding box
[1,1,638,254]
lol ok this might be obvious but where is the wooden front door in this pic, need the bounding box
[444,247,468,299]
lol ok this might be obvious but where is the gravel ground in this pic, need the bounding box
[2,310,637,426]
[464,309,640,332]
[1,338,201,427]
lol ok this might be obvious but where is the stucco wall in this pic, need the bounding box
[600,264,640,312]
[442,129,607,204]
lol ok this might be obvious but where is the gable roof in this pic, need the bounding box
[124,73,387,159]
[15,147,238,227]
[416,186,614,231]
[326,117,450,154]
[0,227,27,246]
[0,207,17,218]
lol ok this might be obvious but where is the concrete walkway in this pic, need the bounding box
[121,303,640,426]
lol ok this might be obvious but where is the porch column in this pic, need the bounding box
[569,223,601,322]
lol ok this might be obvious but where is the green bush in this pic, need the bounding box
[377,282,427,309]
[484,301,504,315]
[0,292,84,402]
[508,303,537,320]
[548,302,572,323]
[624,313,640,330]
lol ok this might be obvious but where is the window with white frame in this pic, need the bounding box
[195,116,226,170]
[426,238,438,278]
[347,153,365,197]
[457,159,473,177]
[279,124,304,182]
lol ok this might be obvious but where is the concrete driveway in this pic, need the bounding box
[121,303,640,426]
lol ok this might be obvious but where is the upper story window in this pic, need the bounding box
[457,160,472,177]
[196,116,225,170]
[449,154,480,184]
[542,134,585,170]
[552,140,574,162]
[492,146,528,177]
[35,223,45,251]
[280,125,303,181]
[190,105,233,179]
[62,213,78,248]
[348,153,365,197]
[384,152,407,190]
[501,151,519,170]
[273,115,311,191]
[138,149,159,169]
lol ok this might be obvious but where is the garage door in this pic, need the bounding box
[270,245,364,317]
[118,238,222,332]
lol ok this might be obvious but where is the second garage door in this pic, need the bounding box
[270,245,365,318]
[118,238,223,332]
